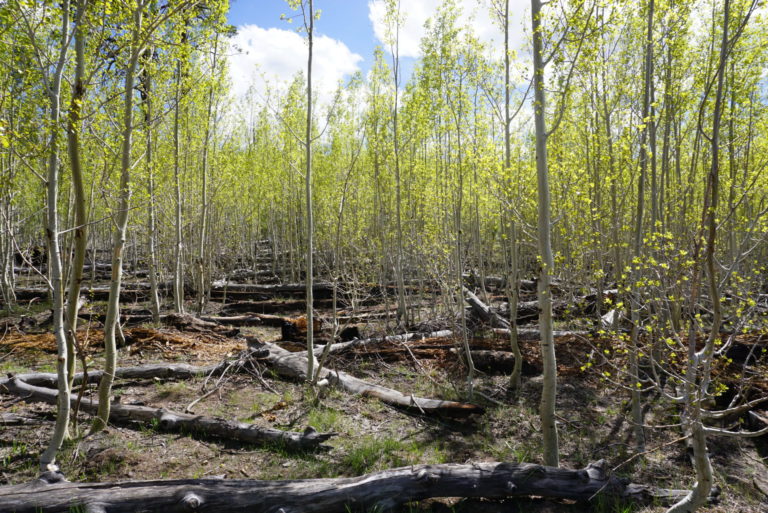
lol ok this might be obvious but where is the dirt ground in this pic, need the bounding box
[1,300,767,513]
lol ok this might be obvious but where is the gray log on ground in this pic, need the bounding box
[210,282,334,300]
[0,349,268,389]
[314,330,454,355]
[257,341,483,417]
[0,460,700,513]
[0,377,334,451]
[215,298,334,313]
[463,286,511,329]
[450,348,517,372]
[492,328,590,340]
[200,314,266,326]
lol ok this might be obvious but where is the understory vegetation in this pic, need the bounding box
[0,0,767,512]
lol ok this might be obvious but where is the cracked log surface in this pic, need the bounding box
[257,341,484,417]
[0,378,334,452]
[0,461,691,513]
[314,330,454,355]
[0,349,269,389]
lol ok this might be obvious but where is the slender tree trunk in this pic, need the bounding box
[39,0,72,470]
[173,56,185,314]
[0,93,15,309]
[305,0,316,382]
[667,2,731,510]
[91,6,143,433]
[660,45,674,232]
[503,0,522,390]
[64,0,89,393]
[531,0,559,467]
[453,109,474,398]
[628,0,655,454]
[197,34,220,314]
[0,79,16,308]
[389,0,407,326]
[143,54,161,324]
[601,67,621,321]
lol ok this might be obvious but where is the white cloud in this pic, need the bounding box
[368,0,530,58]
[228,24,363,104]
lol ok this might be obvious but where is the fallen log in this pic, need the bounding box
[0,378,334,452]
[218,298,334,314]
[281,315,323,341]
[257,341,483,417]
[11,286,155,303]
[465,285,617,326]
[314,330,454,356]
[334,342,536,376]
[210,282,335,300]
[200,314,265,327]
[464,287,510,329]
[209,310,292,327]
[450,348,516,373]
[0,412,36,425]
[0,460,701,513]
[0,349,269,389]
[512,299,541,324]
[492,328,590,340]
[162,313,239,336]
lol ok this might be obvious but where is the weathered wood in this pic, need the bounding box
[315,330,454,355]
[0,349,269,389]
[450,348,517,373]
[256,341,482,417]
[162,313,239,336]
[211,309,292,326]
[463,284,617,327]
[0,412,36,425]
[0,460,699,513]
[9,286,156,303]
[281,315,323,341]
[491,328,590,340]
[210,282,335,300]
[0,378,334,451]
[464,287,511,329]
[217,298,333,314]
[200,314,265,326]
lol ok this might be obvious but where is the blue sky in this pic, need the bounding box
[225,0,530,101]
[228,0,378,74]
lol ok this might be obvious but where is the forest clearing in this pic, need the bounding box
[1,0,767,512]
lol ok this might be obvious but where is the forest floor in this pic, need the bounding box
[1,289,767,512]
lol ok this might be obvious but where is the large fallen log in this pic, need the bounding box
[210,282,335,300]
[314,330,454,356]
[281,315,323,341]
[465,286,617,326]
[449,348,518,373]
[492,327,590,340]
[257,341,483,417]
[10,286,159,303]
[200,314,266,326]
[217,298,334,314]
[0,377,334,452]
[464,286,511,329]
[0,349,269,389]
[162,313,240,336]
[0,460,700,513]
[205,310,292,327]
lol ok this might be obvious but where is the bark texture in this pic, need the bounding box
[2,377,334,452]
[257,341,483,417]
[0,460,697,513]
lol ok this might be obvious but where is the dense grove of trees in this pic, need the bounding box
[1,0,767,511]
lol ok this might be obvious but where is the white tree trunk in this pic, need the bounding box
[39,0,72,470]
[530,0,559,467]
[91,6,143,433]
